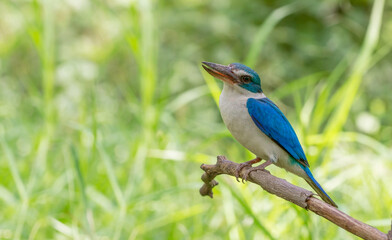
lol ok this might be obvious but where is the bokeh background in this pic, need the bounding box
[1,0,392,239]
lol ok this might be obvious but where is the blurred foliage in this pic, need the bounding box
[0,0,392,239]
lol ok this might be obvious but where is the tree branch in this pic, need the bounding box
[200,156,389,240]
[387,222,392,240]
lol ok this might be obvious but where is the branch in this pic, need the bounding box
[200,156,389,240]
[388,221,392,240]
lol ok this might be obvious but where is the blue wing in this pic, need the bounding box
[246,98,309,167]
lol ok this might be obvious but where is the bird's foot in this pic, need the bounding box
[242,160,273,182]
[235,157,261,183]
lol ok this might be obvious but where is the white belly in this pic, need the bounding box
[219,84,304,177]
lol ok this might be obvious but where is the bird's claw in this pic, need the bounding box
[242,167,268,182]
[243,169,254,182]
[242,162,272,182]
[235,157,262,183]
[235,165,244,182]
[235,162,251,183]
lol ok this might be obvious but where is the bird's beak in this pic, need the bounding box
[202,61,237,84]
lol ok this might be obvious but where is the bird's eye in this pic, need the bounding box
[241,76,251,83]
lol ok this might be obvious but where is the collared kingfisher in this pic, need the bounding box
[202,61,337,207]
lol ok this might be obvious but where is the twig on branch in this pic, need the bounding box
[200,156,389,240]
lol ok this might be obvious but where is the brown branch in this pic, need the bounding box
[200,156,388,240]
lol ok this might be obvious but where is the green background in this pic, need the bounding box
[0,0,391,239]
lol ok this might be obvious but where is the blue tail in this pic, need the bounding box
[301,165,338,207]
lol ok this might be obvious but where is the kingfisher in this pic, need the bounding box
[202,61,337,207]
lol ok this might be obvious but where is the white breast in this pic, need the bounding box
[219,83,304,177]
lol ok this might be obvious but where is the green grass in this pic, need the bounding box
[0,0,392,239]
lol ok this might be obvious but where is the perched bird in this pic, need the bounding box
[202,61,337,207]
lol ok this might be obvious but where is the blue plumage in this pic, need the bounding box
[300,163,336,205]
[247,97,337,207]
[246,98,309,167]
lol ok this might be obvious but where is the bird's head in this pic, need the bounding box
[202,61,262,93]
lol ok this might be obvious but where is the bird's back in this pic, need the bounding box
[219,84,297,170]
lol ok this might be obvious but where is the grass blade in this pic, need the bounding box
[245,3,304,68]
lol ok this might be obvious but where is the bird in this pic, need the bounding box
[202,61,337,207]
